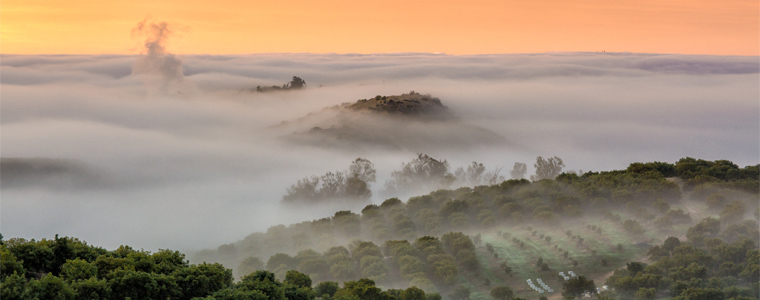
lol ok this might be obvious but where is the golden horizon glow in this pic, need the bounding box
[2,0,758,55]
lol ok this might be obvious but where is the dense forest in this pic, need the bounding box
[2,158,757,299]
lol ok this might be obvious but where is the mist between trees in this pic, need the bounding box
[183,157,758,299]
[2,157,757,299]
[281,154,568,206]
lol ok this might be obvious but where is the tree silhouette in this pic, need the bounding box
[289,76,306,89]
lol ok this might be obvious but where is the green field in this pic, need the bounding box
[448,219,648,300]
[449,195,723,300]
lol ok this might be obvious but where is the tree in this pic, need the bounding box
[314,281,338,298]
[426,293,442,300]
[174,262,233,299]
[348,158,376,183]
[283,159,374,204]
[678,287,725,300]
[344,177,372,200]
[483,167,505,185]
[489,286,513,299]
[686,217,721,246]
[283,284,316,300]
[1,247,25,280]
[427,254,457,285]
[561,276,596,299]
[662,236,681,252]
[383,153,451,196]
[720,200,746,224]
[266,253,295,272]
[60,258,96,282]
[236,271,286,300]
[626,262,646,275]
[401,286,426,300]
[328,261,354,281]
[1,271,29,300]
[541,263,550,271]
[26,274,77,300]
[652,198,670,213]
[622,219,645,236]
[51,235,75,275]
[596,290,616,300]
[206,287,269,300]
[359,256,388,282]
[282,176,319,204]
[237,257,264,278]
[107,269,179,300]
[465,162,486,185]
[530,156,564,181]
[319,172,346,198]
[634,287,656,300]
[70,277,110,300]
[284,270,311,288]
[289,76,306,89]
[510,162,527,179]
[335,278,384,300]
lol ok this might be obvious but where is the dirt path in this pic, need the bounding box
[666,178,703,216]
[666,177,707,242]
[678,194,704,219]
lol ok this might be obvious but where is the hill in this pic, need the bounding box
[273,92,508,151]
[2,158,756,300]
[190,157,759,300]
[344,92,453,120]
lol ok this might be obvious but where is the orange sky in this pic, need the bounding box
[2,0,758,55]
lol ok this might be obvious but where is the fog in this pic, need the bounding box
[1,51,757,252]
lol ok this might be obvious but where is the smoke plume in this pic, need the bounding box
[131,19,194,96]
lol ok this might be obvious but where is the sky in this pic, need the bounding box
[1,51,758,251]
[2,0,758,55]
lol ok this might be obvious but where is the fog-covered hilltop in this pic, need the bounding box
[0,158,101,190]
[344,92,452,120]
[275,92,507,152]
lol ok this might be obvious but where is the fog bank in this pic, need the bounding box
[1,52,757,251]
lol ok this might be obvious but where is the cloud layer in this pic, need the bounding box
[1,52,757,251]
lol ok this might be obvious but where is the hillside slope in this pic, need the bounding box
[272,92,508,151]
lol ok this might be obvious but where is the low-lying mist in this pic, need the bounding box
[1,52,757,252]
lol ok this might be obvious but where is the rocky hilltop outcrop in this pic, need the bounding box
[272,92,508,151]
[343,92,452,120]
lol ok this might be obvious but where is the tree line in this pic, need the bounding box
[0,232,453,299]
[284,154,569,204]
